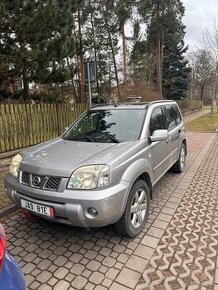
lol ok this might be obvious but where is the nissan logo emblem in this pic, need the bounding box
[32,176,41,187]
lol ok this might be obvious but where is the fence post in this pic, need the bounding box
[56,103,60,136]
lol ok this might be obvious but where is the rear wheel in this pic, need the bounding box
[172,143,186,173]
[115,179,150,237]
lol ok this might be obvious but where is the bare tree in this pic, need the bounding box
[203,20,218,113]
[188,49,214,107]
[187,51,197,100]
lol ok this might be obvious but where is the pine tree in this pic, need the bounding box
[0,0,76,100]
[129,20,155,99]
[84,0,120,96]
[161,1,191,100]
[115,0,133,84]
[138,0,189,99]
[130,21,147,83]
[162,42,191,99]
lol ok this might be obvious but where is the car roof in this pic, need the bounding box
[90,103,149,110]
[91,100,176,110]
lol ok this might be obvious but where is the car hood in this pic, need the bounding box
[20,138,136,177]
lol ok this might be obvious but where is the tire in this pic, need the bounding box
[115,179,150,238]
[172,143,186,173]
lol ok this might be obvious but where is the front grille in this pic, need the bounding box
[20,171,61,192]
[21,171,30,184]
[44,177,62,190]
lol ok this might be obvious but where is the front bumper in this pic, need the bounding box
[5,174,130,228]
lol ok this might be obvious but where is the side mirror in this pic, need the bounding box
[150,129,168,142]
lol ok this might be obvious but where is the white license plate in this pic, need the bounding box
[21,199,54,217]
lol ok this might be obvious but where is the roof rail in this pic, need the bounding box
[92,100,176,109]
[92,102,149,108]
[148,100,175,105]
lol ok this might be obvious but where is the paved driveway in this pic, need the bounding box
[1,131,218,290]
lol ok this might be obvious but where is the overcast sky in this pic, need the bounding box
[182,0,218,50]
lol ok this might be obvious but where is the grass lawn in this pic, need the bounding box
[186,112,218,132]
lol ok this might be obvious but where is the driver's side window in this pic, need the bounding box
[149,107,166,135]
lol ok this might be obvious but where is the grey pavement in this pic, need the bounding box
[183,109,210,124]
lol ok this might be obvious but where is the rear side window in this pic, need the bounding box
[173,105,182,125]
[149,107,166,135]
[164,105,182,131]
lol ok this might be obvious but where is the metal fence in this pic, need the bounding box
[176,99,201,112]
[0,103,88,153]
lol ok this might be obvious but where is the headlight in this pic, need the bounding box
[9,154,22,177]
[68,165,110,190]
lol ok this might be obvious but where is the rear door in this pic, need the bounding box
[163,104,183,166]
[148,106,170,182]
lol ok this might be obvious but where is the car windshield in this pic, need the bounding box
[62,109,147,143]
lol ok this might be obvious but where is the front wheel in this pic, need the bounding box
[115,179,150,238]
[172,143,186,173]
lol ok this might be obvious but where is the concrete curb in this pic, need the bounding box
[0,149,21,160]
[0,203,17,219]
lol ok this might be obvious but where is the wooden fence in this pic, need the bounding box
[0,103,88,153]
[0,100,202,154]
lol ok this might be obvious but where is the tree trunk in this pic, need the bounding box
[122,24,127,84]
[156,39,163,98]
[155,1,163,99]
[211,62,218,114]
[22,68,29,100]
[101,1,120,97]
[107,31,120,97]
[66,57,78,102]
[108,62,112,97]
[191,69,195,100]
[78,8,85,103]
[200,82,206,109]
[90,12,100,95]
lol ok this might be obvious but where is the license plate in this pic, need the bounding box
[21,199,54,217]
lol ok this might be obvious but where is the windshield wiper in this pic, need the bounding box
[91,130,120,143]
[63,132,94,142]
[80,133,94,142]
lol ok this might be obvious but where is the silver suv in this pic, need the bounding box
[5,100,186,237]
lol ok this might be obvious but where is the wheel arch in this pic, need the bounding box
[120,159,153,216]
[182,138,187,155]
[137,172,153,200]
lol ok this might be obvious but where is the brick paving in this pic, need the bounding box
[0,157,17,211]
[0,131,217,290]
[137,134,218,289]
[0,167,11,209]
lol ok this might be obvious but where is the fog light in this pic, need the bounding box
[87,207,98,217]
